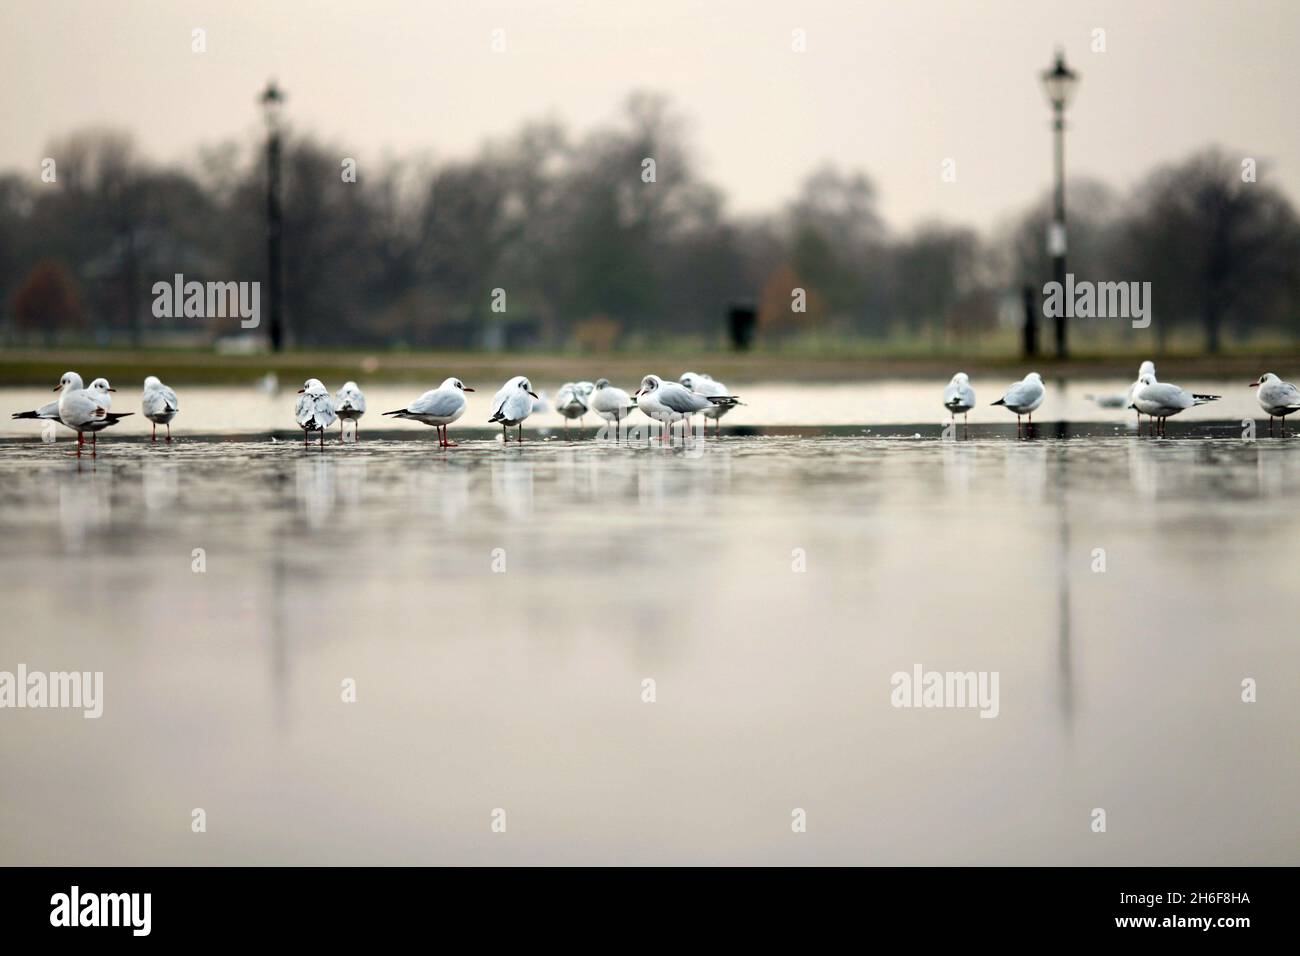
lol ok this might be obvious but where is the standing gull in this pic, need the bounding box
[295,378,337,448]
[942,372,976,435]
[383,377,474,447]
[635,374,738,442]
[59,377,131,456]
[334,381,367,443]
[1129,374,1220,437]
[991,372,1044,437]
[1129,360,1157,432]
[555,381,595,436]
[141,375,180,442]
[590,378,637,436]
[11,371,83,428]
[680,372,743,435]
[489,376,538,443]
[1250,372,1300,436]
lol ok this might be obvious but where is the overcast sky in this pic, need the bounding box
[3,0,1297,230]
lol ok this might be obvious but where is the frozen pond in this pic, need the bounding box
[0,429,1297,864]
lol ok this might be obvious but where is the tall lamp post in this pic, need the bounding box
[260,80,286,352]
[1040,49,1079,360]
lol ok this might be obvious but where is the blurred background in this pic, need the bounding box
[1,0,1298,379]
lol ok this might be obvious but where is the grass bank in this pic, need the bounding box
[2,345,1299,387]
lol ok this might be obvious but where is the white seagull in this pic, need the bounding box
[635,374,739,442]
[489,375,538,442]
[383,377,474,447]
[11,371,83,428]
[1128,360,1157,432]
[1249,372,1300,436]
[555,381,595,435]
[680,372,743,435]
[590,378,637,435]
[141,375,180,443]
[295,378,337,448]
[1129,374,1220,437]
[991,372,1045,437]
[943,372,976,434]
[59,377,131,456]
[334,381,367,442]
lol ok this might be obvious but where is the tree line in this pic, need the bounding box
[2,93,1297,354]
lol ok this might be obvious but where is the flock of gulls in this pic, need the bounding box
[949,362,1300,437]
[9,363,1300,455]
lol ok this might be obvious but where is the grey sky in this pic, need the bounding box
[3,0,1297,230]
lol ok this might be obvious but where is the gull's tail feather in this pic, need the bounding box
[991,398,1006,406]
[707,396,741,407]
[10,410,43,420]
[97,412,132,429]
[1191,394,1221,404]
[382,409,408,416]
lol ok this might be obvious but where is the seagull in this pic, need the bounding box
[295,378,337,448]
[59,377,130,456]
[383,377,474,447]
[1129,374,1220,437]
[334,381,366,442]
[11,371,83,427]
[680,372,743,435]
[1249,372,1300,436]
[555,381,595,436]
[635,374,739,442]
[590,378,637,436]
[943,372,975,435]
[991,372,1045,437]
[141,375,179,442]
[489,376,538,442]
[1128,360,1157,432]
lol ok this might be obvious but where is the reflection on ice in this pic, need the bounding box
[58,463,112,549]
[3,433,1299,865]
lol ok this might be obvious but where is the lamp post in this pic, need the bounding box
[1040,49,1078,360]
[260,80,286,352]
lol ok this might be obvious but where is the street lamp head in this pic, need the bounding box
[1040,49,1079,111]
[259,80,286,131]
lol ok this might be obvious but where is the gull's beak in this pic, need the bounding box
[463,387,475,392]
[527,390,538,399]
[53,384,62,392]
[1248,382,1260,387]
[107,387,116,392]
[633,388,642,397]
[297,387,305,394]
